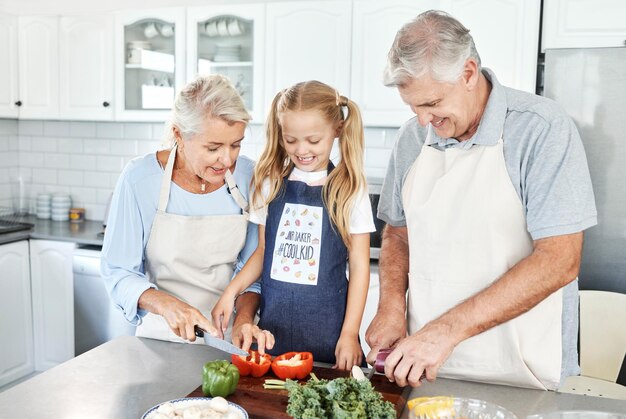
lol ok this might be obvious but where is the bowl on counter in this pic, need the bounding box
[409,396,517,419]
[527,412,626,419]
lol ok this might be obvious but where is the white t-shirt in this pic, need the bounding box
[249,167,376,235]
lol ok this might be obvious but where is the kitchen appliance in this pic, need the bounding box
[368,180,385,260]
[543,47,626,294]
[73,245,135,355]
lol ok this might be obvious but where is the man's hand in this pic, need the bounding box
[365,308,407,365]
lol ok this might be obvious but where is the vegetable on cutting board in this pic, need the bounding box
[270,351,314,380]
[231,350,272,377]
[202,360,240,398]
[263,372,396,418]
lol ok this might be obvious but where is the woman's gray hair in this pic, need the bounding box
[163,74,251,147]
[383,10,481,86]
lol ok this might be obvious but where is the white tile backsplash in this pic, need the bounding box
[0,120,398,221]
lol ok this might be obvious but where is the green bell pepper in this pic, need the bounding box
[202,360,240,398]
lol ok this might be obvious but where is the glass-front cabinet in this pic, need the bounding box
[186,5,265,123]
[114,8,185,121]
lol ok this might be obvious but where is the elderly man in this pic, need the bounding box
[365,10,597,390]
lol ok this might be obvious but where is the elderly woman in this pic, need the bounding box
[101,75,274,350]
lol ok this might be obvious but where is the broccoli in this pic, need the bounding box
[267,374,397,419]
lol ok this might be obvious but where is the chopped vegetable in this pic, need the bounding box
[350,365,366,381]
[202,360,240,398]
[271,352,314,380]
[263,373,397,418]
[231,350,272,377]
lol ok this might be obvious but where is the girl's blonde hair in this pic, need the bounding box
[253,80,366,248]
[163,74,251,146]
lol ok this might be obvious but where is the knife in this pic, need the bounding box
[194,325,249,357]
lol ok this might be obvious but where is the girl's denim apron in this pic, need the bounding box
[258,166,349,364]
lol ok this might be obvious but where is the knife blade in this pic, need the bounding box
[194,325,249,356]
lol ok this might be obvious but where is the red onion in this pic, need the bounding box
[374,348,392,373]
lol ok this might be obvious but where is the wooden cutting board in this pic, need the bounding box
[186,366,411,418]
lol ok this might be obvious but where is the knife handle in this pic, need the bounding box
[194,325,205,337]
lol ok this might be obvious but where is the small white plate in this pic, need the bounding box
[142,397,248,419]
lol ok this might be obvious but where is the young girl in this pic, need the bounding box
[212,80,374,370]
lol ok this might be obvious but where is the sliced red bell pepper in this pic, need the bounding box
[270,352,314,380]
[231,350,272,377]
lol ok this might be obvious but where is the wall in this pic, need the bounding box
[0,119,18,211]
[4,120,396,221]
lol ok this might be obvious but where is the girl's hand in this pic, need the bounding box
[211,292,237,339]
[333,333,363,370]
[232,322,275,355]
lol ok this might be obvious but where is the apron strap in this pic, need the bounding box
[225,170,249,214]
[158,145,177,211]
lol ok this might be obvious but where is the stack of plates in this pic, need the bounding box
[213,44,241,62]
[36,193,51,219]
[51,193,72,221]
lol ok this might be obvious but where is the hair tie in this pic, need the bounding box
[335,91,348,107]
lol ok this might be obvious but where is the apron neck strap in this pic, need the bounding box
[225,170,249,214]
[158,145,178,211]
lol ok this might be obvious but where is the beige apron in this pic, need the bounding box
[401,138,562,390]
[135,146,249,343]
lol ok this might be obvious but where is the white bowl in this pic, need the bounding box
[51,214,69,221]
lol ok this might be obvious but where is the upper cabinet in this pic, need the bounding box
[351,0,442,127]
[0,14,19,118]
[59,15,114,120]
[449,0,541,94]
[114,8,186,121]
[186,4,266,123]
[265,0,352,110]
[18,16,59,119]
[542,0,626,50]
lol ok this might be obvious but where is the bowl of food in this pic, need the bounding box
[142,396,247,419]
[408,396,517,419]
[527,412,626,419]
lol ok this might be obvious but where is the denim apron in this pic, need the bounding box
[258,166,348,364]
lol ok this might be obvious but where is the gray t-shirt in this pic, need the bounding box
[379,68,597,380]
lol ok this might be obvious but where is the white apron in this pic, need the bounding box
[135,146,249,343]
[402,138,562,390]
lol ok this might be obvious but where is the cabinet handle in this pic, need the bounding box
[102,101,110,107]
[15,100,22,107]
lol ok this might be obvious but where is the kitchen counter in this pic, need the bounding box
[0,214,104,246]
[0,336,624,418]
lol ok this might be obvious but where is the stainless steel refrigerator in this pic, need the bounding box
[543,47,626,294]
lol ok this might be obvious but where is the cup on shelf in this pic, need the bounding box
[158,23,174,38]
[227,18,243,36]
[205,20,218,37]
[217,18,229,36]
[144,22,159,39]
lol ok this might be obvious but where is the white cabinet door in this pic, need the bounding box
[29,239,75,371]
[351,0,443,127]
[59,15,114,120]
[17,16,59,119]
[114,8,186,121]
[0,14,19,118]
[265,0,352,109]
[449,0,540,94]
[542,0,626,50]
[187,4,266,123]
[0,240,34,388]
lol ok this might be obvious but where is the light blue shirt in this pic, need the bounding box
[101,152,260,325]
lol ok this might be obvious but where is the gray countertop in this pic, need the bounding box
[0,336,624,418]
[0,214,104,246]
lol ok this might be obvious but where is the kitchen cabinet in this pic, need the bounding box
[0,240,35,388]
[351,0,441,126]
[448,0,541,94]
[186,4,266,123]
[17,16,59,119]
[0,14,19,118]
[59,15,114,120]
[542,0,626,50]
[29,239,75,371]
[114,8,186,121]
[265,0,352,109]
